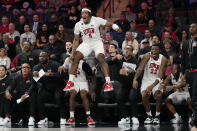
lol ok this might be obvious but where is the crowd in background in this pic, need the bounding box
[0,0,196,124]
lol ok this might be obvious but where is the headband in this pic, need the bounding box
[81,8,91,13]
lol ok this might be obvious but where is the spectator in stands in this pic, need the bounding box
[33,51,66,125]
[164,7,182,35]
[36,24,50,49]
[6,63,36,126]
[0,65,11,126]
[117,45,139,125]
[48,14,60,34]
[55,24,71,45]
[136,40,151,59]
[157,0,174,11]
[0,16,9,34]
[30,14,42,35]
[114,12,130,33]
[147,0,156,12]
[20,24,36,49]
[16,42,38,70]
[122,31,139,56]
[15,15,28,35]
[129,20,143,42]
[135,11,148,25]
[104,32,119,48]
[163,39,178,75]
[66,6,80,29]
[140,2,154,20]
[162,30,177,51]
[125,5,136,22]
[179,29,188,54]
[103,41,110,58]
[128,0,139,13]
[43,35,64,62]
[0,34,16,60]
[0,48,11,70]
[105,44,121,81]
[140,29,152,49]
[147,19,161,37]
[60,41,72,64]
[6,23,20,45]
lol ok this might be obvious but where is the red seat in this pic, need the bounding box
[136,24,146,34]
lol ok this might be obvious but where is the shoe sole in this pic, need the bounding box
[65,122,75,125]
[104,88,114,92]
[63,88,70,91]
[88,122,95,125]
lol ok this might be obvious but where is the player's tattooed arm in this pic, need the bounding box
[134,53,150,80]
[72,34,80,56]
[158,56,168,81]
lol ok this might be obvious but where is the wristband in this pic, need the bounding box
[112,24,119,30]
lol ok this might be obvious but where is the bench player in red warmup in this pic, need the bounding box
[63,8,121,92]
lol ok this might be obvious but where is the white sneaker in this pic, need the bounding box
[37,118,48,125]
[28,117,35,126]
[118,117,130,125]
[0,117,4,126]
[171,116,182,124]
[132,117,139,124]
[2,117,11,126]
[60,118,66,125]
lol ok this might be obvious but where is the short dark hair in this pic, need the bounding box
[0,65,7,70]
[153,35,161,41]
[109,43,117,49]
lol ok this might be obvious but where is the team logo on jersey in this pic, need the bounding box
[83,28,94,38]
[149,63,159,74]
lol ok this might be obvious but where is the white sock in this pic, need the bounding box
[105,77,110,83]
[86,111,90,116]
[69,74,75,81]
[146,111,152,116]
[174,113,179,118]
[156,112,160,116]
[70,112,74,118]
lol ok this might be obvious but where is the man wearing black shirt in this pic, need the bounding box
[181,23,197,130]
[16,42,38,70]
[0,65,11,126]
[43,35,64,62]
[116,45,139,125]
[5,63,36,126]
[33,51,66,125]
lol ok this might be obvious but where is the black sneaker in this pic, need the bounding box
[144,115,153,124]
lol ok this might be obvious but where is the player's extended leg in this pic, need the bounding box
[66,90,77,124]
[142,91,152,124]
[64,51,84,91]
[80,90,95,125]
[165,98,176,115]
[153,90,162,124]
[165,96,182,123]
[96,53,113,92]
